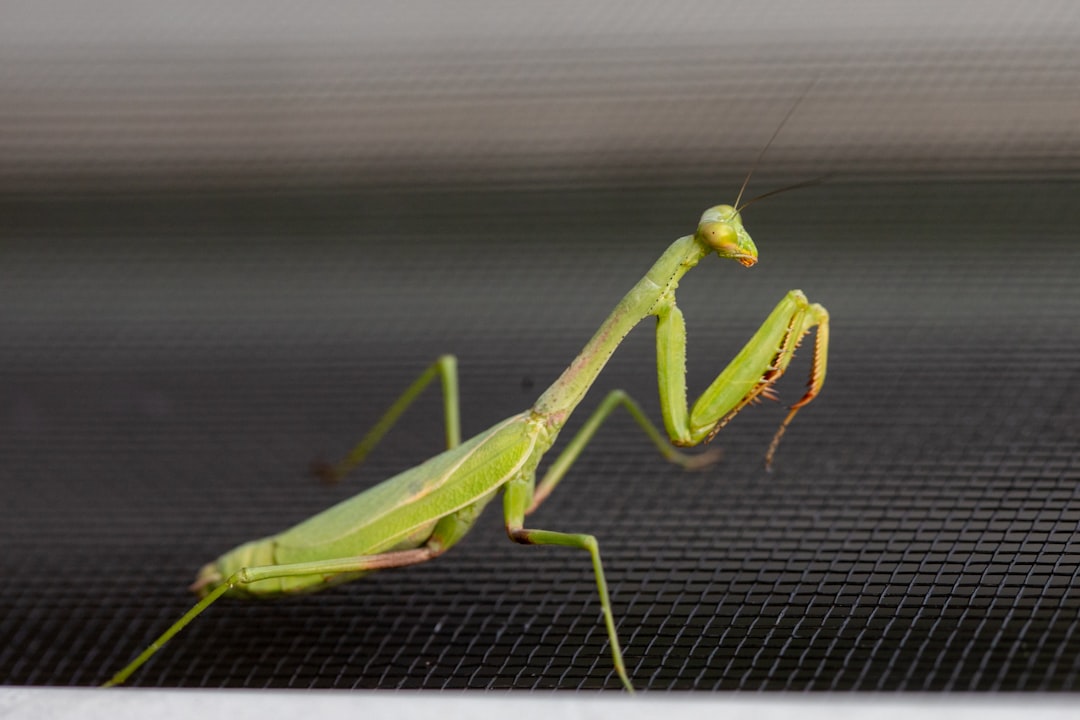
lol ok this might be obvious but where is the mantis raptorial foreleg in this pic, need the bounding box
[656,289,829,466]
[530,290,830,520]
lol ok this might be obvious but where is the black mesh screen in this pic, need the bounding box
[2,182,1078,690]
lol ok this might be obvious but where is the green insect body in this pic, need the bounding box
[104,203,829,691]
[199,413,541,597]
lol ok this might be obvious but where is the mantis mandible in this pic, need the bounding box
[103,200,829,692]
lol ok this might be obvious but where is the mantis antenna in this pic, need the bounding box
[733,80,820,212]
[736,174,833,213]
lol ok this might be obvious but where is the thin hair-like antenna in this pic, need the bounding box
[736,174,833,213]
[733,79,819,212]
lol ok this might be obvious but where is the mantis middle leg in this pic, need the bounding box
[503,477,634,692]
[528,389,722,513]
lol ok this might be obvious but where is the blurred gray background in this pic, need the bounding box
[2,0,1079,692]
[3,0,1078,193]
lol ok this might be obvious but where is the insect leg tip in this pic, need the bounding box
[309,460,341,484]
[687,447,724,471]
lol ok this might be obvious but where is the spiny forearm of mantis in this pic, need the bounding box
[102,201,828,692]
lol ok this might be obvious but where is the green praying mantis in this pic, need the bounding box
[102,195,829,692]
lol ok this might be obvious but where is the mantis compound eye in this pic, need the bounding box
[697,221,738,252]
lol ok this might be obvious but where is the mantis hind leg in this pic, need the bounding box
[312,354,461,482]
[102,497,489,688]
[656,289,829,466]
[101,547,439,687]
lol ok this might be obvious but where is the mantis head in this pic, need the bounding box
[695,204,758,267]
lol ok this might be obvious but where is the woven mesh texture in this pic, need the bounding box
[2,182,1078,690]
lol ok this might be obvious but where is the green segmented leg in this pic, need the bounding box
[504,478,633,692]
[528,389,722,514]
[312,354,461,482]
[656,289,829,464]
[102,548,443,688]
[103,495,488,688]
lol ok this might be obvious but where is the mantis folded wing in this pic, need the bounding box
[103,203,829,691]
